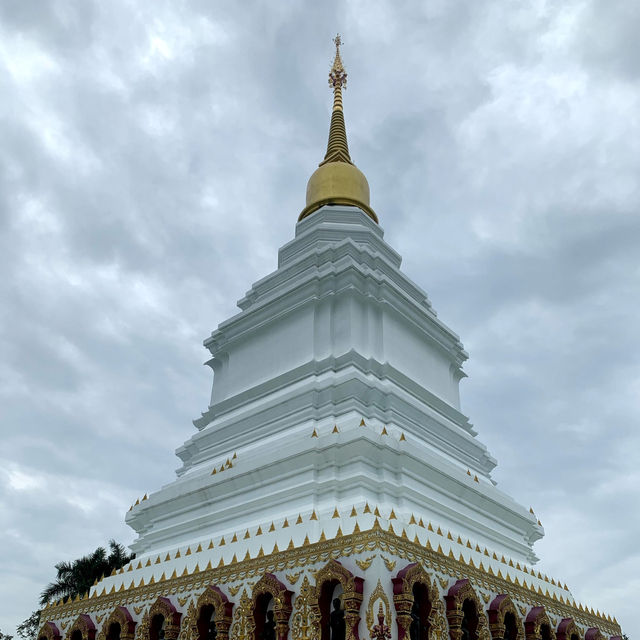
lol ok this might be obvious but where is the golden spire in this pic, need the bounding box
[322,35,351,165]
[299,35,377,223]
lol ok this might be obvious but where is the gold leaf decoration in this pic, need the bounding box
[291,575,319,640]
[366,579,391,634]
[230,589,254,640]
[355,556,375,571]
[382,556,396,572]
[228,584,241,596]
[286,571,302,585]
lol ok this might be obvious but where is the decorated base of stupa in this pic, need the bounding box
[38,512,621,640]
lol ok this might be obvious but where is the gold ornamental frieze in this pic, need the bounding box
[42,526,620,638]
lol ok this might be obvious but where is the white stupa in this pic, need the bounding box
[38,36,620,640]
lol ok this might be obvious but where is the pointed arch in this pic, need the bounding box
[38,622,62,640]
[252,573,293,640]
[556,619,581,640]
[392,563,437,640]
[66,615,96,640]
[444,579,489,640]
[312,559,364,640]
[98,607,136,640]
[136,597,182,640]
[524,607,555,640]
[585,630,605,640]
[190,585,234,640]
[487,595,523,640]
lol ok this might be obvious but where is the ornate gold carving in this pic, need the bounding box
[230,590,254,640]
[135,597,181,640]
[524,608,556,640]
[228,585,241,596]
[65,615,96,640]
[483,593,491,604]
[185,585,233,640]
[519,606,527,616]
[439,577,449,590]
[366,580,391,635]
[291,576,319,640]
[178,603,197,640]
[37,622,62,640]
[430,599,448,640]
[381,557,396,572]
[312,559,364,640]
[45,526,621,638]
[286,572,302,585]
[445,580,491,640]
[178,597,190,608]
[355,556,375,571]
[487,595,524,640]
[95,616,104,625]
[391,563,437,640]
[252,573,293,640]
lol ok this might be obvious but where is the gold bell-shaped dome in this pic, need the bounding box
[298,36,378,224]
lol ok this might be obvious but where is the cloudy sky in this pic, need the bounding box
[1,0,638,636]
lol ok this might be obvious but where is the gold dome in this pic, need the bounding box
[298,35,378,224]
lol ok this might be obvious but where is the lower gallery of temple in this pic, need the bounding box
[38,517,621,640]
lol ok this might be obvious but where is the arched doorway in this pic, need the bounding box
[251,573,293,640]
[524,607,555,640]
[313,559,364,640]
[392,563,435,640]
[487,594,522,640]
[445,579,489,640]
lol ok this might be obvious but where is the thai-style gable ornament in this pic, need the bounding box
[66,615,96,640]
[444,579,490,640]
[556,618,581,640]
[524,607,556,640]
[97,607,136,640]
[136,597,182,640]
[312,559,364,640]
[487,595,523,640]
[391,563,437,640]
[189,585,234,640]
[252,573,293,640]
[38,621,62,640]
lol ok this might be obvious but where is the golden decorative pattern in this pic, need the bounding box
[430,599,448,640]
[483,593,491,604]
[43,525,620,637]
[228,585,241,596]
[230,590,254,640]
[355,556,375,571]
[286,572,302,585]
[365,579,391,635]
[177,597,190,608]
[381,557,396,572]
[177,602,197,640]
[95,616,104,625]
[291,576,319,640]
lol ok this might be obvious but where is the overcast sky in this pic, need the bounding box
[1,0,638,637]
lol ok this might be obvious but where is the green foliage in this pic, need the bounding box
[16,612,40,640]
[39,540,134,605]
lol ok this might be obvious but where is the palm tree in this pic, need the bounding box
[39,540,134,605]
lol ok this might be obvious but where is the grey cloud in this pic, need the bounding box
[1,0,638,636]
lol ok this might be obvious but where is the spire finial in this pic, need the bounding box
[298,36,378,224]
[321,34,351,165]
